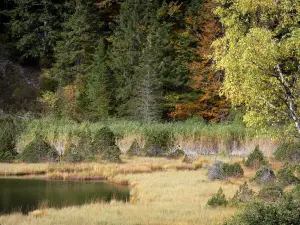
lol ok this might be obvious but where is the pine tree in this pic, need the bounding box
[109,0,160,118]
[8,0,64,67]
[134,20,171,122]
[86,39,115,120]
[50,0,98,86]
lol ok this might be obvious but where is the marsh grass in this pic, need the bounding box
[0,156,284,225]
[16,117,273,156]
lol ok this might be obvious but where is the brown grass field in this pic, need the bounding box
[0,156,281,225]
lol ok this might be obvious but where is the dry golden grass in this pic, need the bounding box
[0,156,283,225]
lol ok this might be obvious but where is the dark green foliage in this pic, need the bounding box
[142,129,174,157]
[231,182,255,205]
[21,136,58,163]
[87,39,115,120]
[207,188,228,207]
[102,146,121,163]
[127,140,141,156]
[208,161,244,180]
[274,142,300,162]
[224,195,300,225]
[252,166,276,185]
[90,127,115,155]
[7,0,64,64]
[0,117,23,162]
[50,0,98,86]
[277,163,299,186]
[257,184,283,202]
[222,163,244,178]
[168,149,185,159]
[91,127,121,162]
[244,146,267,169]
[63,144,85,163]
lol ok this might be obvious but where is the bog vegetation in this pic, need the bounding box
[0,0,299,224]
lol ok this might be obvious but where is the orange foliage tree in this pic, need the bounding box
[169,0,230,122]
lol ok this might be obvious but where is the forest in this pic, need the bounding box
[0,0,230,123]
[0,0,300,225]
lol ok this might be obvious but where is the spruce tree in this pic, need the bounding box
[134,20,171,122]
[86,39,115,120]
[8,0,64,67]
[109,0,160,118]
[50,0,98,86]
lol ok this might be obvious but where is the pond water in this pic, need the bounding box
[0,178,130,214]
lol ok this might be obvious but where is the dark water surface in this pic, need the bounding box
[0,178,130,214]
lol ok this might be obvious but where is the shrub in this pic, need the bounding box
[90,127,115,155]
[168,148,185,159]
[101,146,121,163]
[274,142,300,162]
[63,144,84,163]
[0,117,23,162]
[257,184,283,202]
[224,195,300,225]
[244,145,267,169]
[231,182,255,205]
[222,162,244,178]
[126,139,141,156]
[208,161,226,180]
[142,129,174,157]
[208,161,244,180]
[252,166,276,185]
[207,188,228,207]
[21,136,58,163]
[277,163,299,186]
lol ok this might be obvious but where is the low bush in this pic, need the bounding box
[231,182,255,205]
[208,161,244,180]
[252,166,276,185]
[222,162,244,178]
[126,139,141,156]
[274,142,300,162]
[21,136,58,163]
[207,188,228,207]
[91,126,115,154]
[142,129,174,157]
[0,117,23,162]
[208,161,226,180]
[258,184,283,202]
[63,144,84,163]
[224,194,300,225]
[168,148,185,159]
[277,163,299,186]
[244,145,268,169]
[101,146,121,163]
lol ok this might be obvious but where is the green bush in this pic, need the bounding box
[126,139,141,156]
[252,166,276,185]
[258,184,283,202]
[244,145,267,169]
[277,163,299,186]
[142,129,174,157]
[274,142,300,162]
[91,126,115,155]
[21,136,58,163]
[224,195,300,225]
[63,144,85,163]
[208,161,244,180]
[168,148,185,159]
[207,188,228,207]
[231,182,255,205]
[222,163,244,178]
[102,146,121,163]
[0,117,23,162]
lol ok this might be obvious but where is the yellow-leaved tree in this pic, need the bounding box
[213,0,300,137]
